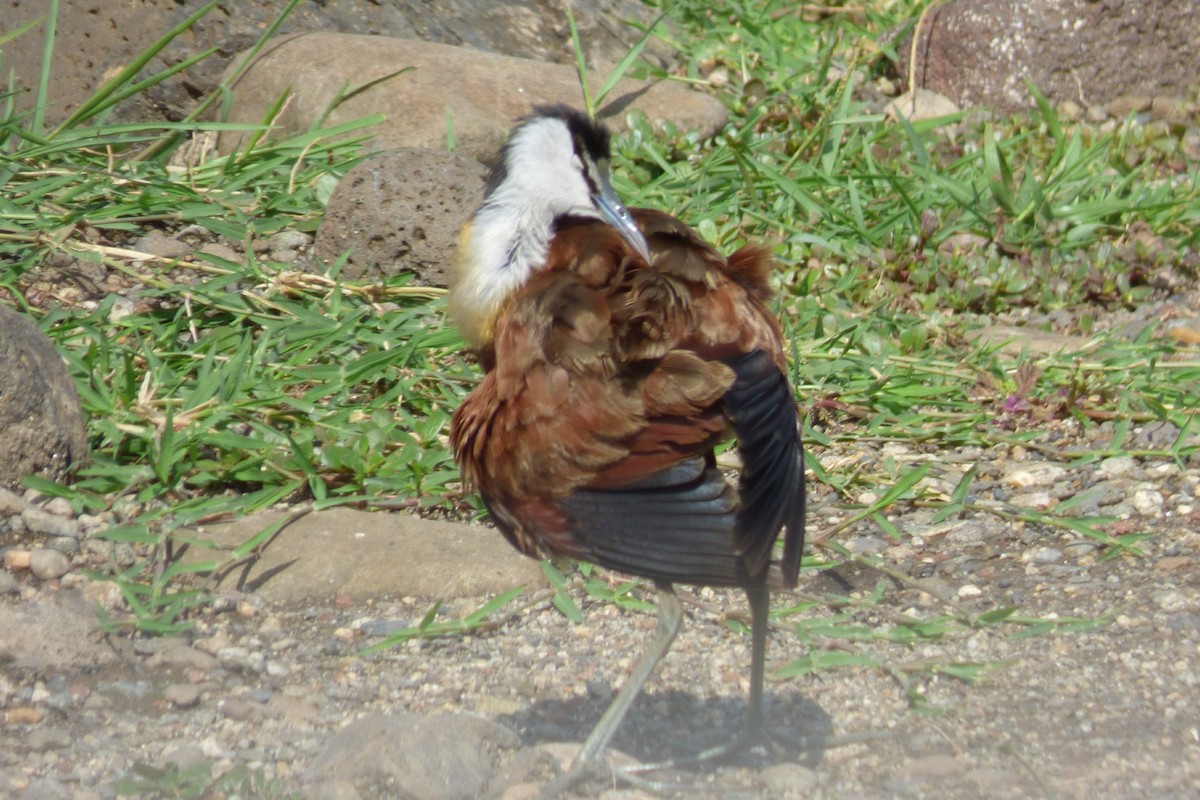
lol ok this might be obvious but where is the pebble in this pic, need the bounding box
[1004,463,1066,488]
[760,763,820,793]
[266,230,311,256]
[198,242,242,263]
[28,549,71,580]
[25,728,71,753]
[48,536,80,555]
[0,571,18,594]
[5,707,45,724]
[1033,547,1063,564]
[1009,490,1053,509]
[159,644,219,671]
[135,230,191,259]
[163,684,202,708]
[21,507,79,538]
[1099,455,1139,479]
[217,646,267,674]
[42,497,74,517]
[1130,487,1163,516]
[1153,590,1189,612]
[900,753,962,778]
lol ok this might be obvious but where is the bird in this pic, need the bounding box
[448,105,806,790]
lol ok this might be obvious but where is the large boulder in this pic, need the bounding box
[0,305,88,489]
[314,148,489,285]
[0,0,672,128]
[215,33,727,159]
[897,0,1200,114]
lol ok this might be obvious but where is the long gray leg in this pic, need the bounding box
[539,581,683,797]
[624,583,790,775]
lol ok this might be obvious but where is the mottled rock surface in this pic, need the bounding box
[0,306,88,489]
[898,0,1200,114]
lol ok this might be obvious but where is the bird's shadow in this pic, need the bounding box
[499,687,832,769]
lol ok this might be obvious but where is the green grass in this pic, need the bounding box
[3,0,1199,720]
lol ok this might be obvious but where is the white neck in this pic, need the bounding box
[448,115,600,348]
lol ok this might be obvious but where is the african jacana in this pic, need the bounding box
[448,106,806,790]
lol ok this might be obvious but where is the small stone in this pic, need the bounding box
[1153,589,1188,612]
[194,632,233,655]
[1004,463,1067,488]
[500,784,541,800]
[26,727,71,752]
[160,644,218,672]
[198,242,242,263]
[1033,547,1063,564]
[163,684,202,708]
[1098,455,1138,478]
[48,536,79,555]
[1106,95,1152,118]
[846,536,888,555]
[20,507,79,537]
[1130,488,1163,516]
[266,659,291,678]
[266,230,311,254]
[136,230,191,259]
[42,497,74,517]
[901,753,961,778]
[761,762,820,793]
[217,646,266,674]
[1063,541,1101,558]
[957,583,983,599]
[5,707,45,724]
[160,742,208,772]
[0,571,19,594]
[109,297,136,322]
[1058,100,1083,121]
[29,548,70,580]
[1009,490,1053,510]
[220,697,266,721]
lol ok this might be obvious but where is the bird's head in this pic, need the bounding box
[449,106,650,349]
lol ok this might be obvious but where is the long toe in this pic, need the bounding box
[622,721,808,777]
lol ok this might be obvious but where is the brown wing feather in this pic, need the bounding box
[449,210,804,587]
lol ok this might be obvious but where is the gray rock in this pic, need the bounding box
[163,683,202,708]
[315,149,489,285]
[304,712,520,800]
[134,230,191,259]
[217,34,727,160]
[1033,547,1063,564]
[159,643,219,672]
[28,549,70,581]
[217,646,266,674]
[0,305,89,489]
[2,0,671,129]
[894,0,1200,114]
[0,571,19,595]
[1063,481,1125,515]
[1099,455,1140,479]
[21,507,80,538]
[0,590,124,671]
[761,763,820,793]
[180,507,545,603]
[26,727,72,753]
[47,536,79,555]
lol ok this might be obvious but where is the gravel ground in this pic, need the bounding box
[2,420,1199,799]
